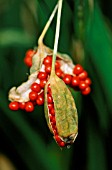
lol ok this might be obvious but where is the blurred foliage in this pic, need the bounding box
[0,0,112,170]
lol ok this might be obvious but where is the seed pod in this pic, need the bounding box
[8,43,74,103]
[44,71,78,147]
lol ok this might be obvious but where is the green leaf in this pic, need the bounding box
[86,3,112,113]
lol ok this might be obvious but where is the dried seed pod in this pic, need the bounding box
[44,71,78,147]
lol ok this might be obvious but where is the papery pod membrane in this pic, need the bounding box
[44,71,78,145]
[30,44,52,74]
[30,43,73,74]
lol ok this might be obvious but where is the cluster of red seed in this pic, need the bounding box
[9,49,92,112]
[67,64,92,95]
[47,84,66,147]
[9,72,47,112]
[24,49,92,95]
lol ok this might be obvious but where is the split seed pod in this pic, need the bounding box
[8,43,74,103]
[44,71,78,147]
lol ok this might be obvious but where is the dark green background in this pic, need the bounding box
[0,0,112,170]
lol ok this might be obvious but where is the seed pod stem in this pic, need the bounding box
[38,3,58,45]
[51,0,63,72]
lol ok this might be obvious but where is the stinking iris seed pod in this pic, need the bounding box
[8,43,78,148]
[8,43,74,103]
[44,71,78,148]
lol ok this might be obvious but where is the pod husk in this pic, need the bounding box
[44,71,78,142]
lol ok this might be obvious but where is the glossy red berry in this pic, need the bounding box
[36,94,44,105]
[50,108,55,116]
[56,69,64,78]
[85,77,92,85]
[71,76,80,87]
[47,94,53,104]
[29,91,38,101]
[55,135,61,143]
[25,102,34,112]
[43,55,52,65]
[63,74,72,85]
[38,71,48,80]
[25,49,34,57]
[73,64,83,75]
[45,65,51,74]
[24,49,34,67]
[81,86,91,95]
[48,103,53,110]
[40,79,47,88]
[78,70,88,80]
[9,101,19,111]
[31,83,41,93]
[49,115,55,122]
[79,81,88,90]
[59,141,66,147]
[55,61,61,69]
[24,56,32,67]
[51,117,56,124]
[19,102,26,110]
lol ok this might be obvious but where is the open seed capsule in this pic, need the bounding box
[44,72,78,148]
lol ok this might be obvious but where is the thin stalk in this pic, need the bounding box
[38,3,58,45]
[51,0,63,73]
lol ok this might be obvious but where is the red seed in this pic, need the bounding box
[25,49,34,57]
[43,55,52,65]
[40,79,47,88]
[48,103,53,110]
[50,108,55,116]
[24,49,34,67]
[63,74,72,85]
[47,94,53,104]
[78,70,88,80]
[45,64,52,74]
[85,77,92,85]
[71,76,80,87]
[73,64,83,75]
[52,117,56,124]
[59,141,66,147]
[38,72,48,80]
[49,115,54,122]
[19,102,26,110]
[9,101,19,111]
[55,135,62,143]
[31,83,41,93]
[81,86,91,95]
[79,81,88,90]
[24,56,32,67]
[55,61,61,69]
[56,69,64,78]
[29,91,38,101]
[36,94,44,105]
[25,102,34,112]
